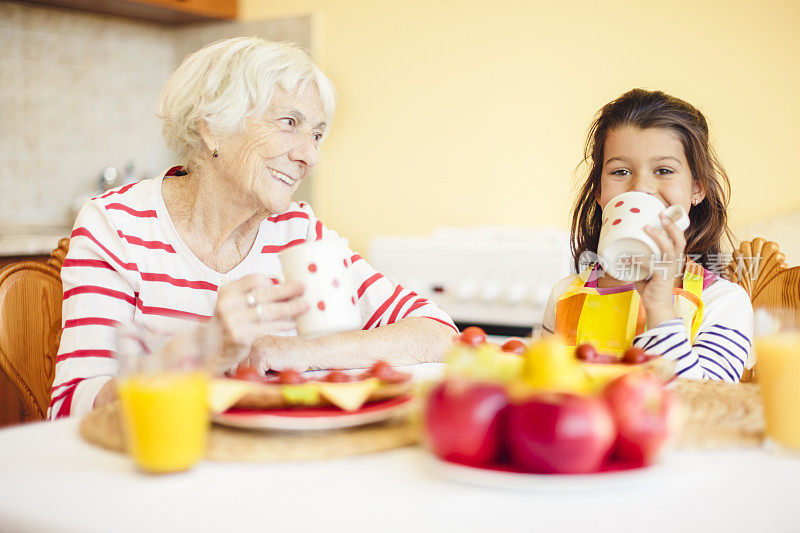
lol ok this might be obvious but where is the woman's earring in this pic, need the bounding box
[212,148,219,158]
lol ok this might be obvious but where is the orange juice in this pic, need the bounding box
[755,331,800,450]
[118,371,209,473]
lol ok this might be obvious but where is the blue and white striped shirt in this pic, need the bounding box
[632,278,754,382]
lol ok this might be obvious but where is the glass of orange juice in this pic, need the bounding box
[116,325,212,473]
[754,309,800,452]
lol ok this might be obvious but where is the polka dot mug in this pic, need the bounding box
[597,191,690,282]
[279,239,361,336]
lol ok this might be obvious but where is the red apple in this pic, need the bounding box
[424,379,509,466]
[603,371,674,466]
[507,393,616,474]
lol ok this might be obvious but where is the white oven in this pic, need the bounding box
[368,226,572,338]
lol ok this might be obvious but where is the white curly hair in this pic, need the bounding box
[157,36,335,170]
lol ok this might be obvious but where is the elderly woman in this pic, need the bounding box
[48,37,456,419]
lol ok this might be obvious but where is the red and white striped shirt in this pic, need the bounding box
[49,170,456,419]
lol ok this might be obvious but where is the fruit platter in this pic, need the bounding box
[209,361,414,431]
[423,327,678,487]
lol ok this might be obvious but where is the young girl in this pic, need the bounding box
[542,89,753,382]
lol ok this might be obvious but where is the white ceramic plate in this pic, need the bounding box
[428,455,668,492]
[211,395,413,431]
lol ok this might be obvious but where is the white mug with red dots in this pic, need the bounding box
[597,191,690,282]
[279,239,361,337]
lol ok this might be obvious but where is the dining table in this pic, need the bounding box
[1,363,799,533]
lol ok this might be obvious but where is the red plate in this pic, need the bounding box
[212,395,413,431]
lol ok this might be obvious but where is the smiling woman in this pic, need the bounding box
[48,37,457,419]
[189,85,325,221]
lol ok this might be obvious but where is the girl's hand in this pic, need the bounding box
[641,212,686,326]
[208,275,308,372]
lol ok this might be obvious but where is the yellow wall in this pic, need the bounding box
[241,0,800,254]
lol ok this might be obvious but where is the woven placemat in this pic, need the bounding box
[80,402,421,462]
[672,379,765,448]
[80,380,767,460]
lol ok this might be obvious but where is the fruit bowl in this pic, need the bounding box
[428,455,668,492]
[423,330,678,481]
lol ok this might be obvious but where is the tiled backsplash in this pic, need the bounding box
[0,1,311,227]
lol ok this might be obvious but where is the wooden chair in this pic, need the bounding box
[725,237,800,382]
[0,239,69,426]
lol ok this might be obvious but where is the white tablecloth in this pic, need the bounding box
[1,364,800,533]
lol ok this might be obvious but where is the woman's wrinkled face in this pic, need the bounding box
[218,84,327,214]
[597,126,703,213]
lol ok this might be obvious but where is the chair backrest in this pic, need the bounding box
[725,237,800,381]
[0,238,68,423]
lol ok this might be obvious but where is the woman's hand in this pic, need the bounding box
[641,212,686,327]
[241,317,455,373]
[241,335,311,373]
[208,275,308,372]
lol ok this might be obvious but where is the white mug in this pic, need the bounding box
[597,191,690,282]
[279,239,362,337]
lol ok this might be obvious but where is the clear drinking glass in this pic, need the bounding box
[116,324,211,473]
[753,309,800,452]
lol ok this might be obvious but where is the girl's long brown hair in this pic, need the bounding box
[570,89,733,273]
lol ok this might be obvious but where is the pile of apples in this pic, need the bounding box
[424,328,677,474]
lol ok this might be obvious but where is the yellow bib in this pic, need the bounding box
[554,261,706,357]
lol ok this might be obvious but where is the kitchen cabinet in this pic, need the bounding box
[22,0,237,23]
